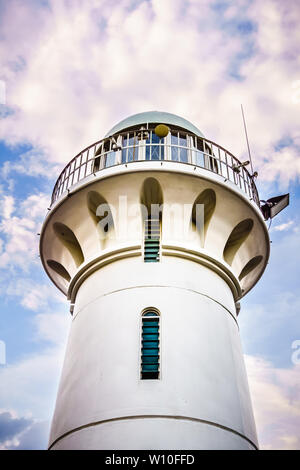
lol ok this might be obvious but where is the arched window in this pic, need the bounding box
[239,255,263,281]
[141,178,163,263]
[87,191,114,234]
[53,222,84,267]
[144,218,160,262]
[46,259,71,282]
[191,188,216,247]
[141,309,160,380]
[223,218,254,265]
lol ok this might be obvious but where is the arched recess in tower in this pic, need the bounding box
[140,177,164,221]
[87,191,114,247]
[191,189,216,247]
[53,222,84,267]
[238,255,263,281]
[46,259,71,282]
[140,178,164,262]
[223,219,254,266]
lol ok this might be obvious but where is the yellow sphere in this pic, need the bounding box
[154,124,169,138]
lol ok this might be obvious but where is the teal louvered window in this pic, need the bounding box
[144,218,160,263]
[141,311,160,380]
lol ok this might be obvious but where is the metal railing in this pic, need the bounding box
[51,127,260,206]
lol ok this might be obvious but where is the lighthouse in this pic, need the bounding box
[40,111,271,450]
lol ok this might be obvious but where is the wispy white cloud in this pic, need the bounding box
[1,149,61,180]
[0,190,63,312]
[0,0,299,187]
[8,420,50,450]
[0,410,32,450]
[273,220,294,232]
[0,310,70,422]
[33,311,69,344]
[0,192,49,271]
[5,279,64,311]
[245,355,300,450]
[19,193,50,220]
[0,195,15,219]
[239,229,300,367]
[0,303,69,449]
[0,407,50,450]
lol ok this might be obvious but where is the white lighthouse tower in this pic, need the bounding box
[40,111,270,450]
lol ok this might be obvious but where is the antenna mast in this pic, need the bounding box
[241,104,254,175]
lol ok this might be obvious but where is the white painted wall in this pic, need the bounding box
[49,256,258,450]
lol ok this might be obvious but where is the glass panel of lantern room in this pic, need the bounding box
[179,133,188,163]
[194,137,205,167]
[151,132,160,160]
[190,136,196,165]
[121,135,128,163]
[160,137,165,159]
[145,132,151,160]
[122,134,139,163]
[102,140,114,168]
[152,132,164,160]
[105,151,115,167]
[171,132,179,161]
[127,134,135,162]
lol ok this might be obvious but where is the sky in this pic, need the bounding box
[0,0,299,450]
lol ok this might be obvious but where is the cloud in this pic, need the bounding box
[0,192,66,309]
[4,279,64,311]
[11,420,50,450]
[0,319,70,421]
[1,148,61,180]
[0,0,298,188]
[0,410,50,450]
[0,195,15,220]
[245,355,300,450]
[0,305,69,449]
[239,227,300,368]
[33,310,70,344]
[273,220,294,232]
[0,191,49,271]
[0,410,32,446]
[0,309,69,449]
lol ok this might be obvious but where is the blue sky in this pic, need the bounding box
[0,0,300,450]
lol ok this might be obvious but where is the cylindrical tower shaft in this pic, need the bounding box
[49,257,257,450]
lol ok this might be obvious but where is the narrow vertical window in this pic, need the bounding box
[146,131,164,160]
[122,133,139,163]
[144,218,160,262]
[93,143,103,172]
[171,131,179,161]
[141,310,160,380]
[104,139,116,168]
[178,133,188,163]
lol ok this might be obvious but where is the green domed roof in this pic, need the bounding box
[105,111,204,138]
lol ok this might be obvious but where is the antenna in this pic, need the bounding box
[241,104,254,175]
[240,105,290,221]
